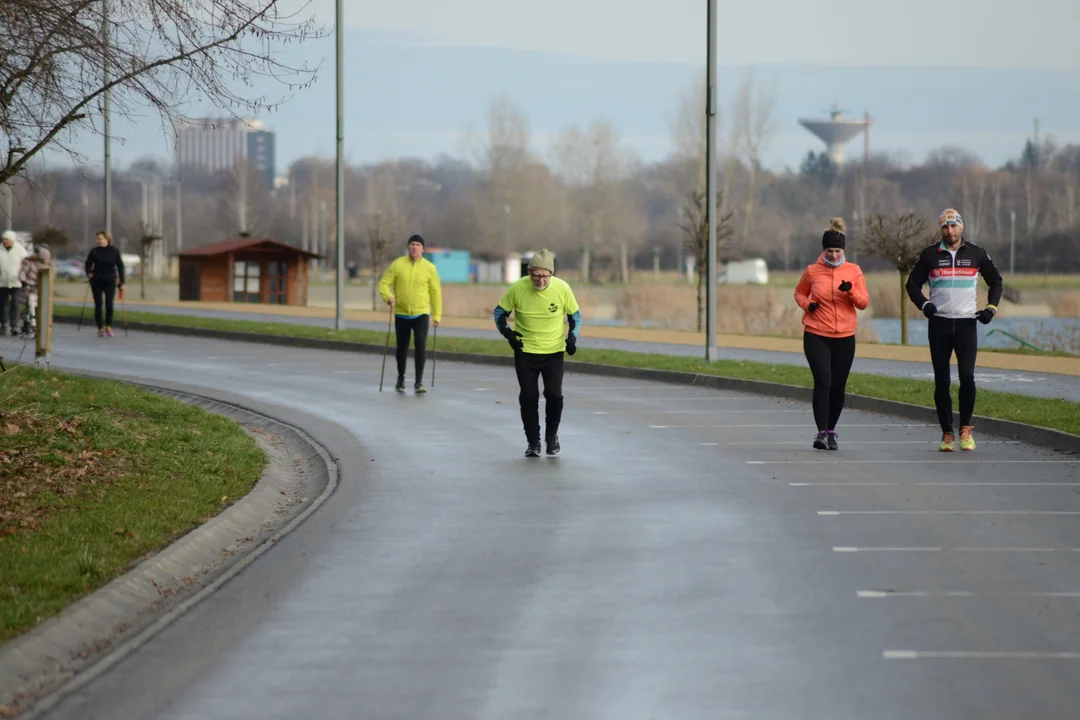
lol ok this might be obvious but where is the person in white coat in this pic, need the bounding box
[0,231,28,336]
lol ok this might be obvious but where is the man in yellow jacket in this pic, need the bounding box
[378,234,443,393]
[493,249,581,457]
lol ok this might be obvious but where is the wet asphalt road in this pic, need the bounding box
[31,326,1080,719]
[52,301,1080,403]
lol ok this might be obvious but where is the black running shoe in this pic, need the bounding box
[414,382,427,394]
[813,431,828,450]
[525,442,541,458]
[394,377,406,393]
[826,431,838,451]
[546,436,560,456]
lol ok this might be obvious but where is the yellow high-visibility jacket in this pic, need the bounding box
[378,256,443,322]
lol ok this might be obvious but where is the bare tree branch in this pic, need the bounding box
[0,0,327,183]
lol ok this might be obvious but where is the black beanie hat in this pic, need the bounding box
[821,217,846,250]
[408,234,425,248]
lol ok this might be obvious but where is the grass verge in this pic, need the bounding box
[0,367,265,645]
[52,304,1080,438]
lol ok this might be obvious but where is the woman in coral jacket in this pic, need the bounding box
[794,217,870,450]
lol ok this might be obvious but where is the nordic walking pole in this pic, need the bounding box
[120,284,128,336]
[77,282,90,331]
[378,302,393,392]
[431,323,437,387]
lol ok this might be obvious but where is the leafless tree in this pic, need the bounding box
[861,212,936,345]
[0,0,326,184]
[678,189,734,332]
[218,161,268,237]
[364,168,402,310]
[732,70,777,248]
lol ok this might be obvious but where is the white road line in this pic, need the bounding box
[650,424,926,429]
[750,460,1078,464]
[596,409,804,415]
[884,650,1080,660]
[820,510,1080,515]
[834,546,1080,553]
[859,590,1080,598]
[701,442,718,446]
[729,441,1023,445]
[793,482,1080,487]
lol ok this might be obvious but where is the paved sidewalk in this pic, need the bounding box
[53,296,1080,402]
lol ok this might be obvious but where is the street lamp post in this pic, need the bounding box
[704,0,718,360]
[1009,210,1016,280]
[103,0,112,235]
[334,0,346,329]
[504,203,511,281]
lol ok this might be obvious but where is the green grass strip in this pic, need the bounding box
[0,367,265,644]
[51,304,1080,438]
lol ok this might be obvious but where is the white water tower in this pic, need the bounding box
[799,105,872,168]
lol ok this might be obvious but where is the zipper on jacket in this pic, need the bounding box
[831,266,839,333]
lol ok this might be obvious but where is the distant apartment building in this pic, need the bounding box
[173,117,276,187]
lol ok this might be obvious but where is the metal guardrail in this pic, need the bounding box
[987,328,1044,352]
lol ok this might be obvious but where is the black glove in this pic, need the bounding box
[565,335,577,356]
[501,328,523,352]
[807,301,819,313]
[976,307,996,325]
[838,280,852,292]
[922,302,937,319]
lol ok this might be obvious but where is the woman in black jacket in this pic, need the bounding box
[85,230,125,337]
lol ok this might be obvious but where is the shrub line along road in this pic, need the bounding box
[20,323,1080,719]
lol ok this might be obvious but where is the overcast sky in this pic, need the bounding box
[297,0,1078,70]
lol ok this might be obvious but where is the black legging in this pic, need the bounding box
[928,316,978,433]
[91,278,116,329]
[395,314,430,382]
[803,331,856,432]
[0,287,18,330]
[515,351,565,443]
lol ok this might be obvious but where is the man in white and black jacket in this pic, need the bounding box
[906,208,1003,452]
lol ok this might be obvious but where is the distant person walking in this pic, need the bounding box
[794,218,870,450]
[906,208,1003,451]
[85,230,125,338]
[378,234,442,393]
[493,249,582,457]
[17,244,52,336]
[0,230,28,335]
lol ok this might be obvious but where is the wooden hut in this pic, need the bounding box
[177,237,321,305]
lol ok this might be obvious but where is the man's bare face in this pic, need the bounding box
[940,223,963,244]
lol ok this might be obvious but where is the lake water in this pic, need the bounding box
[868,317,1080,353]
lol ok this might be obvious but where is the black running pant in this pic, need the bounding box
[0,287,18,329]
[514,351,565,443]
[928,316,978,433]
[91,278,116,329]
[803,331,856,432]
[395,314,430,382]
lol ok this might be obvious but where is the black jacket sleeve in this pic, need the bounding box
[980,248,1003,307]
[85,248,95,279]
[116,248,125,285]
[905,247,932,309]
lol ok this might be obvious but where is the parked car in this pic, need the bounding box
[54,258,85,281]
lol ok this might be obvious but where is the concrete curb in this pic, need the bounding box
[52,315,1080,455]
[0,379,340,718]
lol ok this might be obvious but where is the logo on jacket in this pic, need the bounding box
[548,303,558,313]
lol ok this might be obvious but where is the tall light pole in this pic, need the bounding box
[1009,210,1016,280]
[103,0,112,235]
[334,0,346,330]
[704,0,718,360]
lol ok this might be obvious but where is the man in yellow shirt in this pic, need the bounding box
[493,249,582,457]
[378,234,443,393]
